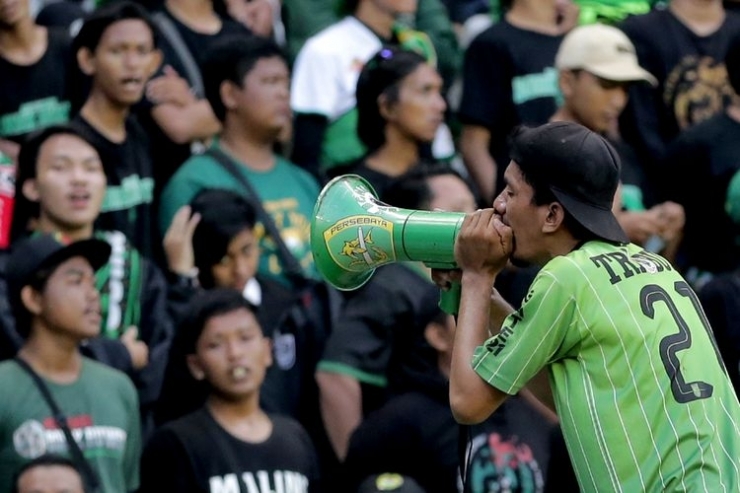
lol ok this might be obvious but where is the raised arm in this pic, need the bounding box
[446,209,513,423]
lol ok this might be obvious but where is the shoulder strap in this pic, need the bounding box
[14,357,101,492]
[204,147,309,287]
[151,12,205,98]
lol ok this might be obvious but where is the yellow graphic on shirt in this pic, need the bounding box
[664,55,737,130]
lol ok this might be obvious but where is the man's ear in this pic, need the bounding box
[186,354,205,381]
[424,321,448,352]
[543,202,566,233]
[558,70,575,98]
[77,47,96,76]
[22,179,40,202]
[20,286,43,316]
[220,80,239,113]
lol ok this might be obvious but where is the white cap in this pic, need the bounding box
[555,23,657,86]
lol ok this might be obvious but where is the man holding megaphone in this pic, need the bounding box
[438,121,740,492]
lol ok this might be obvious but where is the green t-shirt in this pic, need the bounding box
[473,241,740,492]
[489,0,660,24]
[0,358,141,493]
[575,0,657,25]
[159,145,321,286]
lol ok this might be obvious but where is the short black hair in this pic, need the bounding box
[12,454,86,493]
[381,161,474,210]
[356,47,428,152]
[12,125,95,244]
[726,33,740,96]
[155,288,260,424]
[180,288,260,355]
[73,0,158,55]
[189,189,258,288]
[202,35,287,122]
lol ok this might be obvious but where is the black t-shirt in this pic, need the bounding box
[139,407,321,493]
[663,112,740,275]
[156,275,324,432]
[256,276,324,430]
[70,115,157,259]
[136,8,253,190]
[346,390,556,493]
[618,9,740,168]
[159,8,252,70]
[458,20,562,195]
[318,263,440,415]
[0,28,76,143]
[698,270,740,394]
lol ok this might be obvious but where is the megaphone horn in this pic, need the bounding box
[310,174,465,313]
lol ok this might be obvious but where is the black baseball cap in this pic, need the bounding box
[6,233,111,299]
[357,474,426,493]
[509,121,629,244]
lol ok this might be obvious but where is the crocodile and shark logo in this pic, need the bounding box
[323,215,395,271]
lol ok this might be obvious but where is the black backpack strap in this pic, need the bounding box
[151,12,205,98]
[15,357,101,492]
[204,147,309,288]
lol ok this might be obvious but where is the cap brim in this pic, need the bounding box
[586,61,658,87]
[38,238,112,274]
[552,189,629,244]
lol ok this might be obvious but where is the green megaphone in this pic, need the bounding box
[310,174,464,315]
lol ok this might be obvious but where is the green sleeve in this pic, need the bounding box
[473,270,577,393]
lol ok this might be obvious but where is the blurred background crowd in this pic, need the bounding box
[1,0,740,490]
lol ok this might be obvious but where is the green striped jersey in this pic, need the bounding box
[473,241,740,492]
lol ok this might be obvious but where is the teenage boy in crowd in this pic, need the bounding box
[138,0,255,190]
[159,35,321,287]
[3,125,174,440]
[70,1,162,259]
[550,23,685,264]
[0,233,141,493]
[139,288,321,492]
[158,189,326,441]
